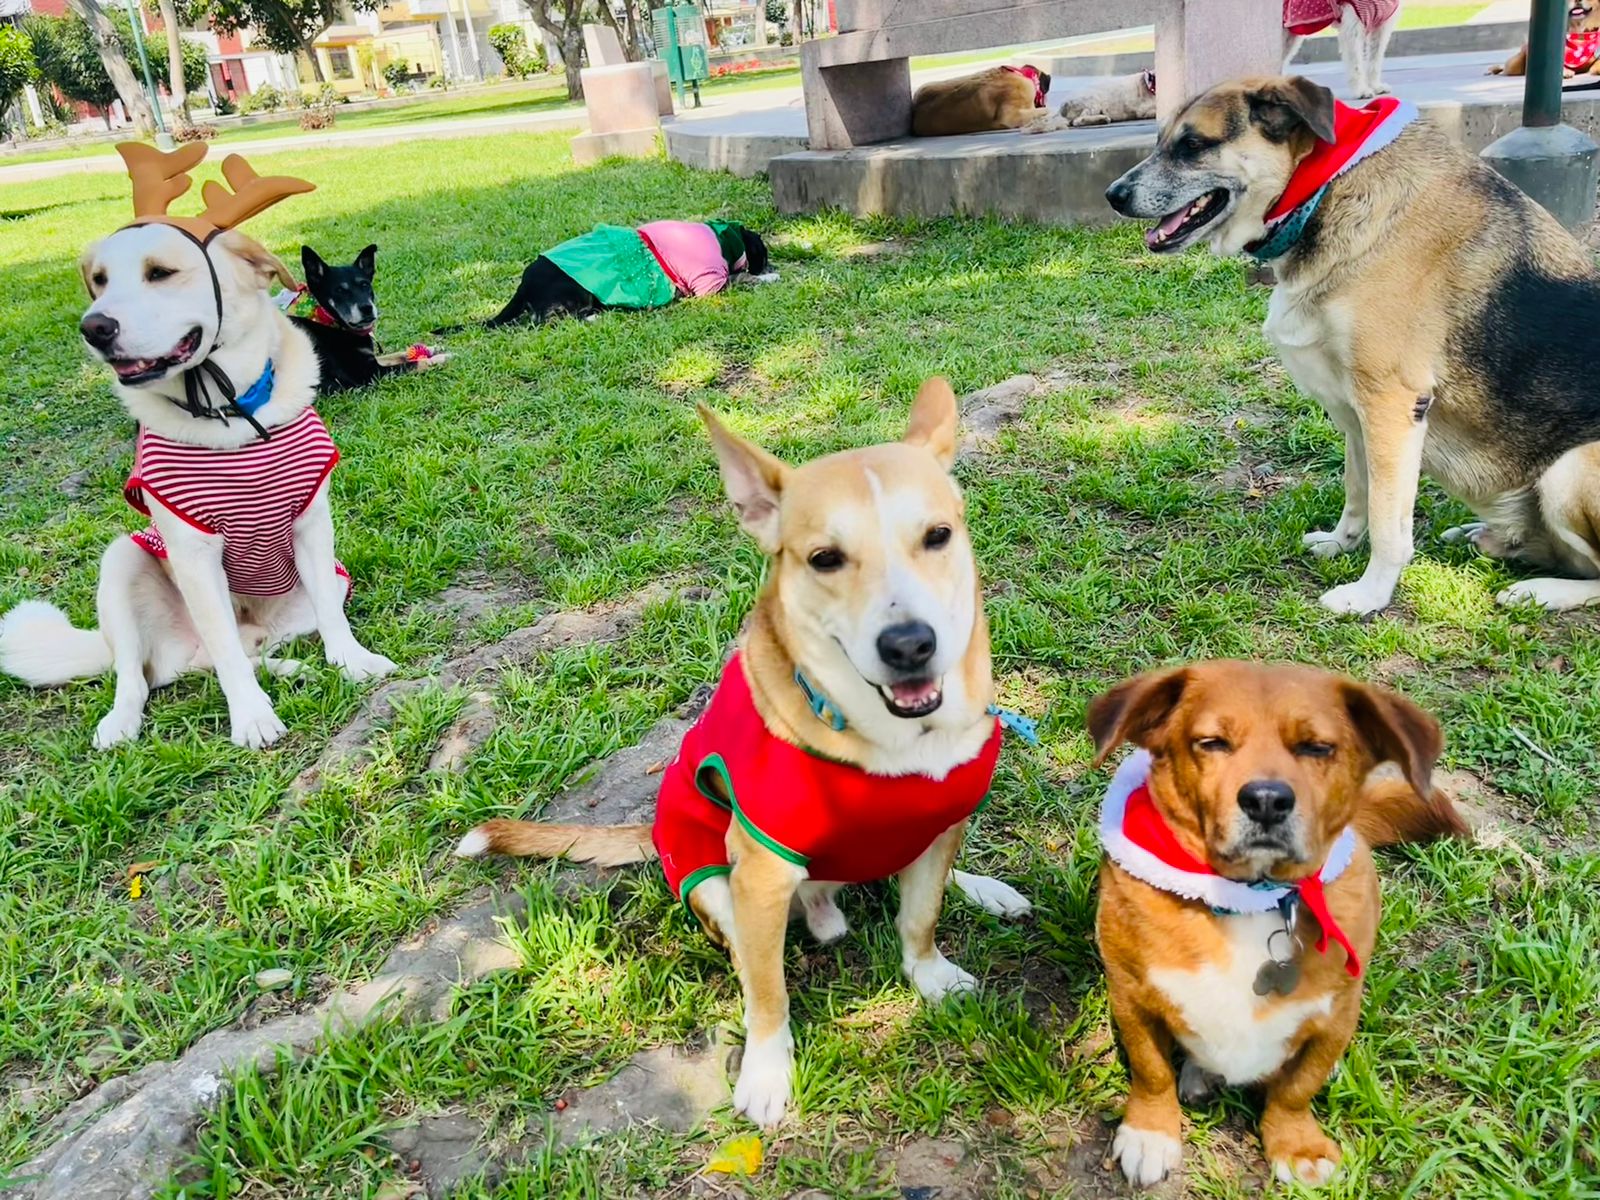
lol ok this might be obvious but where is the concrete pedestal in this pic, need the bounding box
[572,61,661,165]
[1481,122,1600,229]
[1152,0,1284,122]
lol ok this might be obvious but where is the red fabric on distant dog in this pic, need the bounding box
[1283,0,1398,37]
[125,406,342,597]
[1001,64,1047,108]
[1567,30,1600,69]
[1264,95,1413,223]
[652,653,1002,906]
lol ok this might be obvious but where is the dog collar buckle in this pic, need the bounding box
[793,667,848,732]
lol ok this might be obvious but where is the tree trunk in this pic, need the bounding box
[157,0,189,127]
[621,0,642,59]
[65,0,156,135]
[561,23,582,99]
[299,30,326,83]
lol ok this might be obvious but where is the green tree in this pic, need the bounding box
[209,0,379,83]
[27,11,204,128]
[26,13,119,125]
[65,0,156,133]
[0,26,39,142]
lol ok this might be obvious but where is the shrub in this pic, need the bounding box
[174,121,217,141]
[488,22,544,78]
[237,83,281,114]
[298,107,334,130]
[427,72,448,89]
[381,61,408,90]
[213,94,236,115]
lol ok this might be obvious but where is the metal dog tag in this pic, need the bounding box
[1253,957,1301,996]
[1253,896,1303,996]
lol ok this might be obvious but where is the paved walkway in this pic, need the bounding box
[0,40,1078,189]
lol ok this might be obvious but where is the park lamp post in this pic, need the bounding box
[119,0,175,150]
[1481,0,1600,229]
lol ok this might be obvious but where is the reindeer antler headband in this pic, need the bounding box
[116,142,314,240]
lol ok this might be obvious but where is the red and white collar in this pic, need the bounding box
[1248,96,1417,262]
[1567,30,1600,70]
[1100,750,1363,977]
[1002,64,1047,109]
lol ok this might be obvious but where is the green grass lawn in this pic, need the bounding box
[2,133,1597,1199]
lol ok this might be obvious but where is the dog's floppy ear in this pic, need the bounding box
[355,243,377,276]
[1247,76,1336,145]
[904,377,959,469]
[219,229,296,290]
[1087,666,1189,767]
[300,244,326,286]
[698,403,789,553]
[1341,681,1443,800]
[79,244,101,297]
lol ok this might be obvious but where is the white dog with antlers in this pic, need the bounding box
[0,143,395,749]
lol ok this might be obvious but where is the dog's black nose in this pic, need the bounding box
[877,621,937,673]
[80,312,119,350]
[1105,177,1134,214]
[1238,780,1296,827]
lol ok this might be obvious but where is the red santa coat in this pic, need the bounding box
[652,653,1003,910]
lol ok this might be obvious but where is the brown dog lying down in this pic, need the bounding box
[1023,70,1157,133]
[1491,0,1600,76]
[912,65,1051,135]
[1087,660,1466,1187]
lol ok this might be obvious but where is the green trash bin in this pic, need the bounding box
[652,4,711,108]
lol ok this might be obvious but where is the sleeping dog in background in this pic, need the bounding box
[0,146,395,748]
[456,380,1033,1127]
[912,65,1052,135]
[1107,76,1600,613]
[456,220,770,330]
[1023,70,1156,132]
[282,244,446,394]
[1089,660,1464,1186]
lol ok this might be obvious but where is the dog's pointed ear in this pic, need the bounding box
[904,377,959,469]
[301,244,325,284]
[1247,76,1336,145]
[355,243,377,275]
[1341,681,1443,800]
[698,403,789,553]
[1087,667,1189,767]
[220,229,295,290]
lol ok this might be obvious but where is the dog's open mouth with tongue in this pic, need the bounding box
[1145,187,1232,252]
[880,676,944,718]
[105,325,203,385]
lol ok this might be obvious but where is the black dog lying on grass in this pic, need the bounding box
[439,219,773,332]
[280,244,446,394]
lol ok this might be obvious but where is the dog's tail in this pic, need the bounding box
[0,600,113,686]
[1355,773,1470,847]
[454,819,657,866]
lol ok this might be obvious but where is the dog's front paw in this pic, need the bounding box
[331,647,396,683]
[950,869,1032,918]
[905,952,978,1002]
[230,696,287,748]
[1302,529,1358,559]
[733,1030,792,1128]
[1320,579,1392,617]
[94,707,143,749]
[1269,1133,1341,1187]
[1112,1123,1182,1187]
